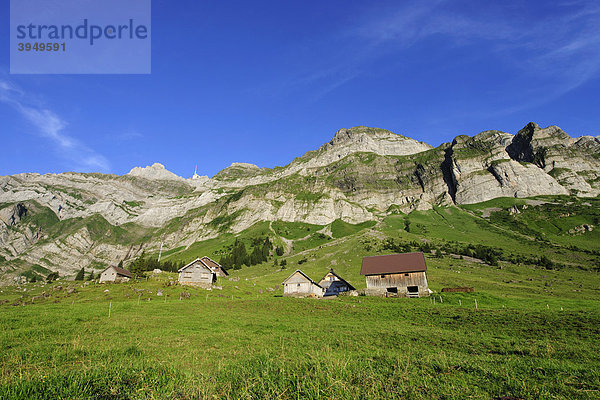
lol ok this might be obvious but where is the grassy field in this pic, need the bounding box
[1,286,599,399]
[1,195,599,399]
[1,259,599,399]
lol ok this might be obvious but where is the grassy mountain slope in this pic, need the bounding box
[1,191,599,398]
[1,227,598,398]
[158,195,599,275]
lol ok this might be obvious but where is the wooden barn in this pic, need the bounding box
[318,269,355,296]
[99,266,132,283]
[178,258,217,287]
[360,252,430,297]
[282,270,324,297]
[198,256,228,277]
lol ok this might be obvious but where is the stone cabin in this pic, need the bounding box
[282,270,324,297]
[360,252,429,297]
[318,269,355,296]
[178,257,227,286]
[99,266,132,283]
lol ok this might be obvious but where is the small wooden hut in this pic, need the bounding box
[360,252,429,297]
[318,269,355,296]
[178,258,217,287]
[99,266,132,283]
[282,270,324,297]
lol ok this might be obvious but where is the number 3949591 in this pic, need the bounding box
[18,43,66,51]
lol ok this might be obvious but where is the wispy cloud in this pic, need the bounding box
[279,1,600,109]
[116,129,143,141]
[0,80,110,172]
[350,1,600,105]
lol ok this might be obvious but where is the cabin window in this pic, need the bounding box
[297,283,301,287]
[386,287,398,293]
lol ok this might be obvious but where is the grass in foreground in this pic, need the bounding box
[1,282,599,399]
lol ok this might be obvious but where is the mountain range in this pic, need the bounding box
[1,122,599,284]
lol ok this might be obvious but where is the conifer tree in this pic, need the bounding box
[47,271,59,282]
[232,239,248,268]
[75,267,85,281]
[250,246,262,265]
[261,237,272,260]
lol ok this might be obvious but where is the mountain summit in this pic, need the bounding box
[327,126,432,153]
[301,126,433,169]
[127,163,184,181]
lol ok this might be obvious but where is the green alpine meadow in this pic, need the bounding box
[1,123,600,399]
[3,0,600,398]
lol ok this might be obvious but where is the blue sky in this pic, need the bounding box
[1,0,600,177]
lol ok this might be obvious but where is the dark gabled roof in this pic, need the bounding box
[282,269,322,288]
[360,252,427,275]
[318,269,355,290]
[178,258,212,273]
[104,266,132,278]
[178,256,228,275]
[200,256,219,269]
[200,256,228,276]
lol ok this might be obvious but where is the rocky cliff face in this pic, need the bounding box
[446,126,572,204]
[1,123,598,283]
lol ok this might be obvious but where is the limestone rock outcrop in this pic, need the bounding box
[0,123,598,283]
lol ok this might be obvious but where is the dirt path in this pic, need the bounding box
[317,224,333,238]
